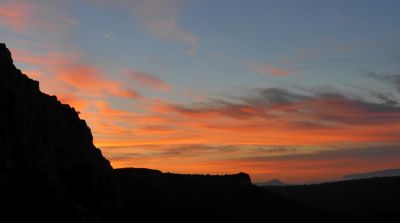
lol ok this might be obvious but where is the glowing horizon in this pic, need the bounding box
[1,0,400,183]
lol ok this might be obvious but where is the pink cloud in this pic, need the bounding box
[56,64,140,99]
[0,0,80,37]
[12,48,140,99]
[0,2,32,31]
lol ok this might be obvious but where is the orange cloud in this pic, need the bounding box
[57,93,90,111]
[12,48,140,99]
[106,143,400,183]
[55,64,140,99]
[23,69,43,79]
[0,1,73,35]
[85,86,400,184]
[91,87,400,155]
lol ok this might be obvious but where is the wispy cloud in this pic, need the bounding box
[124,68,172,91]
[103,33,113,40]
[248,62,291,76]
[91,0,197,55]
[145,56,168,70]
[91,80,400,174]
[12,48,141,104]
[55,64,140,99]
[103,142,400,183]
[0,1,31,31]
[0,0,79,36]
[367,72,400,92]
[132,0,197,55]
[172,87,400,122]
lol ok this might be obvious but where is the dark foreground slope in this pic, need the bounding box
[265,176,400,222]
[0,43,367,222]
[0,43,121,221]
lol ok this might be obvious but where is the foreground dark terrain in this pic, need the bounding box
[0,43,398,222]
[265,176,400,223]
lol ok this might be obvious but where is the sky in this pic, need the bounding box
[1,0,400,183]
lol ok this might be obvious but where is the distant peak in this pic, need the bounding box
[0,43,14,68]
[257,178,288,186]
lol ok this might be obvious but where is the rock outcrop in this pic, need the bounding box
[0,43,120,222]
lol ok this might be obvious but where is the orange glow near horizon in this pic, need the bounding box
[2,0,399,183]
[16,56,400,183]
[15,48,399,183]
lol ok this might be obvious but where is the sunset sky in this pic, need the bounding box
[1,0,400,183]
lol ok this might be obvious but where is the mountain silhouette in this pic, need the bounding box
[343,168,400,180]
[265,176,400,222]
[114,168,344,223]
[0,43,396,222]
[256,179,287,186]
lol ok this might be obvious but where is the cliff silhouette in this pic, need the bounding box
[0,43,120,221]
[1,43,396,222]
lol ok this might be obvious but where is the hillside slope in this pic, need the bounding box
[343,168,400,180]
[265,176,400,222]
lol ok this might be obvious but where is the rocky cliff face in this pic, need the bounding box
[0,43,120,221]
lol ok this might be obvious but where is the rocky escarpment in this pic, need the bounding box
[0,43,120,221]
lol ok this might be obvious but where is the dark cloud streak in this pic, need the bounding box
[170,85,400,126]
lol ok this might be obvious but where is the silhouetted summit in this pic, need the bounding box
[0,43,120,221]
[0,43,13,67]
[257,179,287,186]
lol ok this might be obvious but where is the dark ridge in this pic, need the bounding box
[343,168,400,180]
[116,168,252,188]
[114,168,337,223]
[264,176,400,222]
